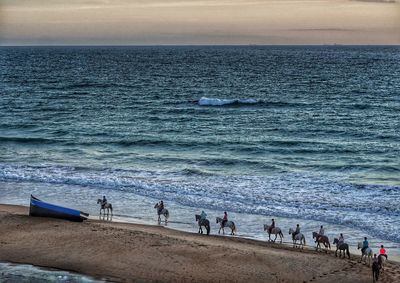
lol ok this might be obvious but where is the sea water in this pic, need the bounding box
[0,46,399,257]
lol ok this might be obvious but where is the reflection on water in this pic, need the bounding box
[0,262,104,283]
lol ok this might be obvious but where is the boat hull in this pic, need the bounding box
[29,195,88,222]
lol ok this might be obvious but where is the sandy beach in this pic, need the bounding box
[0,204,399,282]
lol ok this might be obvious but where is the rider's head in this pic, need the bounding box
[364,237,367,240]
[272,218,274,221]
[224,211,227,214]
[297,224,299,227]
[381,245,384,248]
[103,196,106,198]
[340,233,343,236]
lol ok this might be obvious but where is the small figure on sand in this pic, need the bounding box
[195,211,210,235]
[154,201,169,224]
[97,196,113,218]
[216,212,236,235]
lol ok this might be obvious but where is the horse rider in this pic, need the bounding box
[158,200,164,215]
[380,245,388,259]
[222,211,228,227]
[293,224,300,239]
[338,233,344,246]
[361,237,369,254]
[269,218,275,234]
[317,225,324,241]
[200,210,207,225]
[101,196,108,208]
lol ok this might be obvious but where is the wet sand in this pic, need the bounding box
[0,204,399,282]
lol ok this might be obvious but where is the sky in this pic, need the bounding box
[0,0,399,45]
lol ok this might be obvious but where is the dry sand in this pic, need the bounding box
[0,204,399,283]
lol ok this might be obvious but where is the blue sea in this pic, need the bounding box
[0,46,399,256]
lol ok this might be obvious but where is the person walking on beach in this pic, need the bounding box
[222,211,228,228]
[380,245,388,259]
[362,237,369,254]
[269,218,275,234]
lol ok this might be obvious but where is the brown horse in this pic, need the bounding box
[312,232,331,251]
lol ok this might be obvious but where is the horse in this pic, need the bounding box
[312,232,331,251]
[378,254,386,274]
[97,199,113,216]
[195,214,210,235]
[216,217,236,235]
[372,260,380,282]
[263,224,284,243]
[357,242,373,266]
[333,238,350,258]
[154,203,169,224]
[289,228,306,248]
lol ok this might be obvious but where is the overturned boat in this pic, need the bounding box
[29,195,89,222]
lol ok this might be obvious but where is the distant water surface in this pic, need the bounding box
[0,46,399,249]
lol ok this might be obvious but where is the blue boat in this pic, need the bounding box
[29,195,89,222]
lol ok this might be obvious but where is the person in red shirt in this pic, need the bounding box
[380,245,388,259]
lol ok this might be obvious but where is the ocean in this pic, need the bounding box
[0,46,399,256]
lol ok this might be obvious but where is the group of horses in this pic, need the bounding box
[98,201,387,282]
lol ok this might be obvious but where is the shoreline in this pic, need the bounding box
[1,204,400,282]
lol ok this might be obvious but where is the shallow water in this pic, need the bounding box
[0,262,104,283]
[0,45,399,257]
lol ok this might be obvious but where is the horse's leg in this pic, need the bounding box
[274,234,277,243]
[222,227,225,235]
[218,226,221,234]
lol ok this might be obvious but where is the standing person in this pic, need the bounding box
[380,245,388,259]
[362,237,369,254]
[269,218,275,234]
[222,211,228,227]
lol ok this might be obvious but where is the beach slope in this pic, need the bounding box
[0,204,398,282]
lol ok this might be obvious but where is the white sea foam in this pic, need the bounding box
[198,97,259,106]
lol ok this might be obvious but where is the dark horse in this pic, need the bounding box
[312,232,331,252]
[195,214,210,235]
[333,238,350,258]
[372,260,380,282]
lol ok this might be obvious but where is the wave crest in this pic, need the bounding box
[198,97,259,106]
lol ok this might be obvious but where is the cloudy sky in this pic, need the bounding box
[0,0,399,45]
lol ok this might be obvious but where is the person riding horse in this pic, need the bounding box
[338,233,344,246]
[200,210,207,225]
[269,219,275,234]
[158,200,164,215]
[362,237,369,254]
[293,224,300,240]
[101,196,107,208]
[222,211,228,227]
[317,225,324,241]
[380,245,388,260]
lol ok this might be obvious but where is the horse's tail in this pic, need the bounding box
[280,231,284,238]
[303,236,306,246]
[232,223,237,233]
[165,209,169,219]
[347,247,350,258]
[206,224,210,235]
[109,204,113,211]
